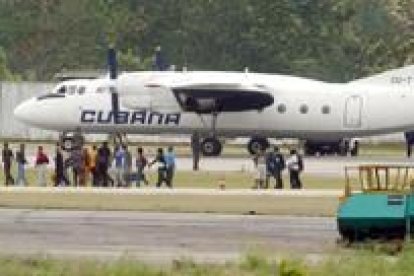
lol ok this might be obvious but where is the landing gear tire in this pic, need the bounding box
[201,137,222,157]
[59,130,85,152]
[304,146,315,156]
[61,137,75,151]
[247,137,270,155]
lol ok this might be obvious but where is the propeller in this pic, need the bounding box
[107,47,120,124]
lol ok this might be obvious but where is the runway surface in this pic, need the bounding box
[181,156,413,176]
[21,155,414,176]
[0,209,337,262]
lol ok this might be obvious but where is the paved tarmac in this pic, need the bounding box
[20,154,414,176]
[183,155,413,176]
[0,209,337,262]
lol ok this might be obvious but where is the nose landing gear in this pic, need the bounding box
[59,130,85,151]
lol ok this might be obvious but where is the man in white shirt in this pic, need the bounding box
[286,149,303,189]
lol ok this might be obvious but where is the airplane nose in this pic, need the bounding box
[14,99,36,125]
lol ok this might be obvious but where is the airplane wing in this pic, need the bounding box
[171,83,274,113]
[120,80,274,113]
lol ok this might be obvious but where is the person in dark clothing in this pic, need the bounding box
[97,141,112,187]
[70,148,83,187]
[55,145,70,186]
[2,142,14,186]
[89,145,98,187]
[265,146,285,189]
[165,146,176,188]
[16,144,27,186]
[191,132,200,171]
[149,148,167,187]
[135,147,149,187]
[286,149,304,189]
[123,145,132,187]
[405,132,414,157]
[350,140,360,157]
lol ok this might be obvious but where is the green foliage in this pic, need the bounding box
[0,47,19,81]
[6,248,414,275]
[0,1,413,81]
[241,254,305,276]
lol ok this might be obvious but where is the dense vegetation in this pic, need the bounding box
[0,0,413,82]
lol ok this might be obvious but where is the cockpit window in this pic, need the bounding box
[96,86,115,93]
[78,86,86,95]
[57,85,66,94]
[57,84,87,95]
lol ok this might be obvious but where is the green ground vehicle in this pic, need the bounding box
[337,165,414,241]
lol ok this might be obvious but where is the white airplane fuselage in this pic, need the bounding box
[13,71,414,140]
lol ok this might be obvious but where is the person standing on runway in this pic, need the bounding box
[286,149,304,189]
[252,148,267,189]
[149,148,167,188]
[191,132,200,171]
[55,145,70,186]
[15,143,27,186]
[265,146,285,189]
[89,145,98,187]
[2,142,14,186]
[97,142,111,187]
[135,147,149,187]
[123,145,133,187]
[165,146,176,188]
[35,146,49,187]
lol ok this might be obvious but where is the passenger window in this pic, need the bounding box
[67,85,77,95]
[78,86,86,95]
[57,86,66,94]
[96,87,105,93]
[322,105,331,114]
[300,104,309,114]
[277,104,286,113]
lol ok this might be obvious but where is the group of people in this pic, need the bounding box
[1,142,177,188]
[253,146,304,189]
[2,141,304,189]
[1,143,49,186]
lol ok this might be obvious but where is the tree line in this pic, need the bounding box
[0,0,413,82]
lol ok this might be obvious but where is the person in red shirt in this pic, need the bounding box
[35,146,49,186]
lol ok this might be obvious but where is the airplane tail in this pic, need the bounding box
[351,65,414,86]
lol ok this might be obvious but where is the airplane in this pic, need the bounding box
[13,49,414,156]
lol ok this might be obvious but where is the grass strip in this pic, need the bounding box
[0,192,339,216]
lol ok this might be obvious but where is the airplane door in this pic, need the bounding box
[344,95,363,128]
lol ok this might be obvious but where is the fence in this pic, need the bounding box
[0,82,56,139]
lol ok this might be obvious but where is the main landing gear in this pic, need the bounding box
[197,111,223,157]
[247,136,270,155]
[195,111,270,157]
[200,136,222,157]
